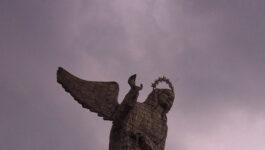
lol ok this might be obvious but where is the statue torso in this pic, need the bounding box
[109,102,167,150]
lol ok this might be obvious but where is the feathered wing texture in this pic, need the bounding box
[57,67,119,121]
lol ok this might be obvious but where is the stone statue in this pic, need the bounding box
[57,67,175,150]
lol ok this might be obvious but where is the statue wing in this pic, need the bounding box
[57,67,119,121]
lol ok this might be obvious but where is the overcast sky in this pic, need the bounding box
[1,0,265,150]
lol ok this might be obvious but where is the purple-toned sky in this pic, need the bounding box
[1,0,265,150]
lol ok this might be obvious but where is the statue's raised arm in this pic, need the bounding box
[57,67,119,121]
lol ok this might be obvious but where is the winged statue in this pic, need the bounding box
[57,67,175,150]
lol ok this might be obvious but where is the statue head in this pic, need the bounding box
[144,77,175,114]
[157,88,174,113]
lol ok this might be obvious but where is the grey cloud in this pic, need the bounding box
[1,0,265,150]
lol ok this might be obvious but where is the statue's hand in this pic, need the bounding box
[128,74,143,90]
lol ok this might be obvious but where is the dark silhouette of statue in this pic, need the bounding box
[57,67,175,150]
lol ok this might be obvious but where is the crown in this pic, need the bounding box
[151,76,174,92]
